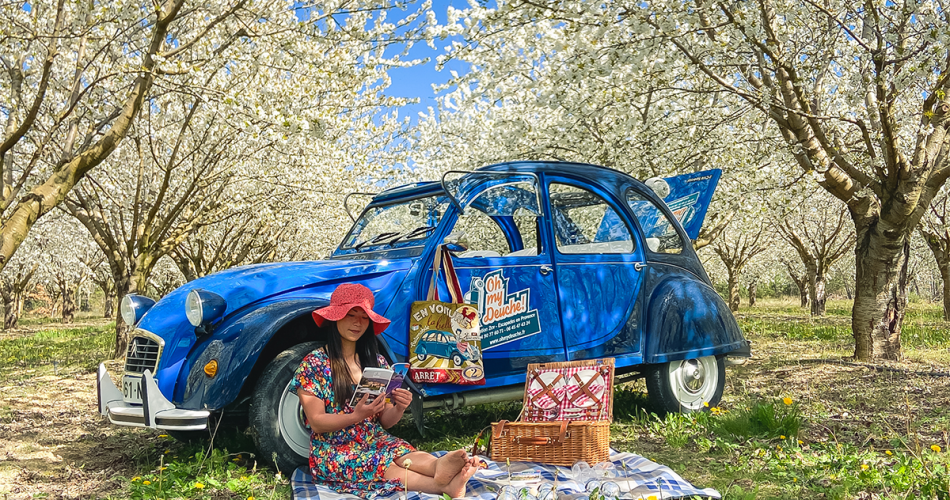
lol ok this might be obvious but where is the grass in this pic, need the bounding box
[0,322,115,374]
[2,300,949,499]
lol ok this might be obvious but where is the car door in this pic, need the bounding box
[438,173,568,387]
[544,176,646,363]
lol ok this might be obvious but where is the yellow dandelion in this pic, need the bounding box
[703,402,709,407]
[241,476,249,481]
[777,445,783,452]
[132,476,141,482]
[648,496,658,500]
[885,450,893,456]
[248,497,255,500]
[932,445,942,453]
[793,478,797,482]
[783,397,793,405]
[164,449,170,454]
[798,440,804,446]
[195,482,205,489]
[780,435,786,440]
[143,480,151,485]
[158,467,167,471]
[860,464,869,471]
[158,434,168,438]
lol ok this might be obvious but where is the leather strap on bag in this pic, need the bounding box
[495,421,569,446]
[426,245,463,303]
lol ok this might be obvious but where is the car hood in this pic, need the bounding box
[136,259,413,336]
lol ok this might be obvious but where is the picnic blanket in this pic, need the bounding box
[292,450,721,500]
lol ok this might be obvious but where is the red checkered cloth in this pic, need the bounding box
[523,363,613,422]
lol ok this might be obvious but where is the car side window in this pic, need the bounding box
[626,189,685,255]
[548,183,634,254]
[452,182,542,258]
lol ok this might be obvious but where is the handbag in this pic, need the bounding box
[489,358,614,465]
[408,245,485,385]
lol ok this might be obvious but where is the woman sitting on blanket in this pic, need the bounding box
[292,283,478,499]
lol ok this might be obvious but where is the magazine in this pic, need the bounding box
[349,363,410,407]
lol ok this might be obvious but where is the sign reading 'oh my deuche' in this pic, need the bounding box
[468,269,541,350]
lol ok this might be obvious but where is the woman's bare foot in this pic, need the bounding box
[443,463,479,498]
[434,450,468,486]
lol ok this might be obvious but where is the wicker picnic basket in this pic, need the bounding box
[490,358,614,466]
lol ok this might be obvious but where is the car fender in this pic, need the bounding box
[175,299,328,410]
[642,264,746,364]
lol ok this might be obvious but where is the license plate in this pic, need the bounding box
[123,375,143,404]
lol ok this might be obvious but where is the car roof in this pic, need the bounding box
[371,161,648,205]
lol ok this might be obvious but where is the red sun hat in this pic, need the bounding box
[312,283,391,335]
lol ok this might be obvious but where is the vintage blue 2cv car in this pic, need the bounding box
[97,161,750,472]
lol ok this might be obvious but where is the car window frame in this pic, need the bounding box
[624,186,689,256]
[545,179,638,258]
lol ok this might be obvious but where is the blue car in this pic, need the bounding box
[415,330,479,366]
[97,161,749,472]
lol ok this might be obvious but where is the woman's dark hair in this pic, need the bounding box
[321,319,381,407]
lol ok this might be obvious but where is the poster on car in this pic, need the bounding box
[409,246,486,385]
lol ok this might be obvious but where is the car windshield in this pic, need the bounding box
[340,194,450,251]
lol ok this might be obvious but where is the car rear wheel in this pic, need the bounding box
[646,355,724,414]
[417,352,428,361]
[249,341,323,474]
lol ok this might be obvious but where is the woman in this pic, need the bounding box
[291,283,478,499]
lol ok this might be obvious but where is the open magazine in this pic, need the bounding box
[349,362,410,407]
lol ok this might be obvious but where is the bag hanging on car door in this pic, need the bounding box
[408,245,486,385]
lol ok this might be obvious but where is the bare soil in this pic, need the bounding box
[0,319,157,499]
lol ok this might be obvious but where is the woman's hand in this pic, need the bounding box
[389,388,413,411]
[353,393,387,420]
[378,389,413,429]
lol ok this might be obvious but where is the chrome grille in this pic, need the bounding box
[125,336,161,374]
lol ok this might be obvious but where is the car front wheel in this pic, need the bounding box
[645,355,725,414]
[249,341,323,473]
[452,353,464,366]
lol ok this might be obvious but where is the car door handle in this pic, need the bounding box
[539,265,553,276]
[634,262,647,271]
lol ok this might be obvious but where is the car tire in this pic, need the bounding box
[417,352,428,361]
[249,341,323,474]
[645,355,725,414]
[452,353,463,366]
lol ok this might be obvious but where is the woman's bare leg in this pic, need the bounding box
[392,450,468,486]
[384,460,479,497]
[392,452,438,477]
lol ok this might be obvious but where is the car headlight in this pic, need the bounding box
[120,294,156,326]
[185,289,227,328]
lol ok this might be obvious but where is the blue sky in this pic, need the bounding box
[383,0,472,123]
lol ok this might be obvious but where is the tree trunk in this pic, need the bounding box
[810,272,827,316]
[113,275,132,358]
[2,296,16,330]
[727,270,740,312]
[799,286,809,308]
[851,230,909,361]
[62,288,76,323]
[104,287,115,319]
[941,265,950,322]
[748,280,757,307]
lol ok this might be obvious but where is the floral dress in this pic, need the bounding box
[290,348,415,498]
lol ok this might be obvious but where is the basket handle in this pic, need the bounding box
[511,421,569,446]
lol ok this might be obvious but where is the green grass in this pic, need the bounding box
[5,302,950,499]
[0,322,115,373]
[123,430,291,499]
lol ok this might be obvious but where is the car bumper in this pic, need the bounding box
[97,363,210,430]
